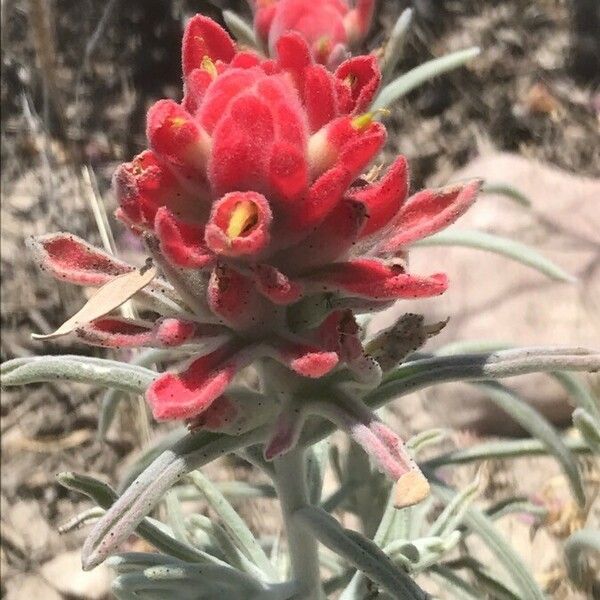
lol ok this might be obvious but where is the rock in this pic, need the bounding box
[6,501,56,560]
[374,152,600,435]
[41,550,111,600]
[5,574,62,600]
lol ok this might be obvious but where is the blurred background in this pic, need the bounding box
[1,1,599,598]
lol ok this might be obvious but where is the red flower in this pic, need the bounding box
[252,0,376,68]
[30,15,481,425]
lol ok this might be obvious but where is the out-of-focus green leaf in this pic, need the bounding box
[552,371,600,422]
[1,355,155,393]
[223,10,257,47]
[57,472,219,566]
[564,528,600,587]
[481,182,532,207]
[414,229,575,282]
[423,436,590,468]
[572,408,600,453]
[430,480,544,600]
[475,382,586,507]
[296,506,428,599]
[381,8,413,83]
[372,47,480,110]
[186,470,276,579]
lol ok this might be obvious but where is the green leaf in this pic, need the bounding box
[223,10,258,48]
[481,182,532,207]
[295,506,428,600]
[429,565,482,600]
[1,355,155,393]
[423,436,590,468]
[572,408,600,453]
[381,8,413,83]
[372,47,480,110]
[301,347,600,450]
[98,348,176,439]
[429,480,544,600]
[563,528,600,587]
[475,382,586,507]
[428,476,480,538]
[186,470,276,579]
[414,228,575,282]
[305,439,329,505]
[552,371,600,422]
[56,472,220,566]
[81,425,269,570]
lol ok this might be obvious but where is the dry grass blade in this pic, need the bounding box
[32,264,157,340]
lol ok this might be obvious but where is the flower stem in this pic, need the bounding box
[273,448,324,600]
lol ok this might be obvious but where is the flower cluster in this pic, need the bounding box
[252,0,375,67]
[29,15,479,432]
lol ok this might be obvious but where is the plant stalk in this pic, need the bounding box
[273,448,324,600]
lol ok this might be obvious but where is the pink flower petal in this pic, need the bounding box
[27,233,132,286]
[382,179,482,250]
[305,258,448,299]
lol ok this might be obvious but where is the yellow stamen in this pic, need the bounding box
[316,36,331,56]
[351,108,391,131]
[226,201,258,239]
[344,73,358,88]
[201,55,217,79]
[169,116,187,130]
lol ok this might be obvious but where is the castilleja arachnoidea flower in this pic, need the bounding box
[28,14,480,481]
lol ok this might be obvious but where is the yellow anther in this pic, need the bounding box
[344,73,358,88]
[316,36,332,55]
[351,108,390,130]
[201,55,218,79]
[169,116,188,130]
[226,201,258,239]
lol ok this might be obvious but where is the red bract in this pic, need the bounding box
[252,0,375,68]
[31,15,481,426]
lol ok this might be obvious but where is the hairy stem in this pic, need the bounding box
[273,448,323,600]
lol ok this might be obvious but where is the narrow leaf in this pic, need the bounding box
[481,182,532,207]
[297,506,428,599]
[429,480,545,600]
[475,382,586,507]
[552,371,600,422]
[186,470,276,579]
[302,347,600,449]
[56,472,218,566]
[372,47,480,110]
[381,8,413,83]
[32,263,157,340]
[423,436,590,468]
[563,528,600,586]
[1,355,155,394]
[81,425,269,570]
[572,408,600,453]
[414,228,575,282]
[223,10,257,48]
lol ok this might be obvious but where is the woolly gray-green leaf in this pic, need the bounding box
[430,481,544,600]
[381,8,413,83]
[563,528,600,586]
[475,382,586,507]
[414,228,575,282]
[572,408,600,453]
[372,47,480,110]
[296,506,428,599]
[81,426,269,570]
[186,470,276,579]
[1,355,155,393]
[481,182,532,207]
[423,436,590,468]
[57,472,217,566]
[223,10,258,48]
